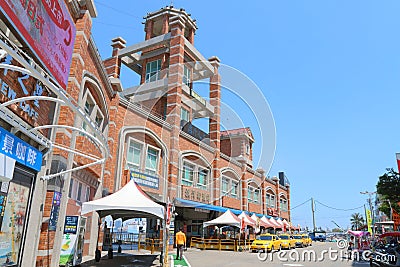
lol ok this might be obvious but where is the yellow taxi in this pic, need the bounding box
[292,234,305,247]
[250,234,282,252]
[278,234,296,249]
[301,234,312,247]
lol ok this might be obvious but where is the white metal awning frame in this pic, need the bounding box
[0,31,109,180]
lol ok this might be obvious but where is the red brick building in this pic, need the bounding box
[103,6,291,239]
[0,3,291,266]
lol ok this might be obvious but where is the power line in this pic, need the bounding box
[290,198,311,211]
[94,1,143,19]
[315,200,364,211]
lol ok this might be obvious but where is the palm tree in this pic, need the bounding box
[350,213,365,230]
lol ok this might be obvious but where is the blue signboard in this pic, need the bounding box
[64,216,79,234]
[0,127,42,171]
[130,170,159,189]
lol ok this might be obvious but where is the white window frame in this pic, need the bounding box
[76,181,82,202]
[126,137,143,171]
[81,89,105,134]
[183,65,191,87]
[266,191,276,208]
[222,177,229,195]
[180,107,190,123]
[231,181,239,199]
[254,188,260,203]
[280,198,287,212]
[247,186,254,203]
[145,144,160,176]
[182,161,195,186]
[145,59,161,83]
[125,138,161,177]
[197,167,208,190]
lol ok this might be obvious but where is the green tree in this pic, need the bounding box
[376,168,400,217]
[332,228,343,232]
[350,213,365,230]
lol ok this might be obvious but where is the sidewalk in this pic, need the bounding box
[80,249,162,267]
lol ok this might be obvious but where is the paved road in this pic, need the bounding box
[184,242,372,267]
[80,251,161,267]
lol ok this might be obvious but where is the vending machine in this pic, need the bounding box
[59,216,86,266]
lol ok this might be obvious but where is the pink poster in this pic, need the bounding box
[0,0,76,89]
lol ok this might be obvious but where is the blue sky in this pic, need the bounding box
[91,0,400,230]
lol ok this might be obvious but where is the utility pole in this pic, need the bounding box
[311,197,316,232]
[360,191,376,236]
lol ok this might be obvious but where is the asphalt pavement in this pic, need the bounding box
[79,242,374,267]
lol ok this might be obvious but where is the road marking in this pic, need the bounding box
[282,264,304,267]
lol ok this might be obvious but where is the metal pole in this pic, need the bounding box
[311,198,316,232]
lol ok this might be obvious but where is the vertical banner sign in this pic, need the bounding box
[366,209,372,234]
[48,191,62,231]
[0,0,76,89]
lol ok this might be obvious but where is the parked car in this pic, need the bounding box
[309,231,327,242]
[250,234,282,252]
[293,234,305,247]
[301,234,312,246]
[279,234,296,249]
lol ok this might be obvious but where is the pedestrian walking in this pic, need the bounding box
[175,228,186,260]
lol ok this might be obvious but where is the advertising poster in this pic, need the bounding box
[48,191,62,231]
[0,0,76,88]
[0,182,30,265]
[64,216,78,235]
[59,234,77,266]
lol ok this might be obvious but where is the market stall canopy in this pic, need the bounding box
[276,218,285,228]
[269,217,282,228]
[203,209,241,228]
[282,219,291,228]
[238,211,256,227]
[81,180,165,220]
[251,214,271,228]
[261,216,275,228]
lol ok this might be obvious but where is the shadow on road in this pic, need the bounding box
[81,253,160,267]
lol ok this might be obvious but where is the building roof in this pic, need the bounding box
[220,127,255,142]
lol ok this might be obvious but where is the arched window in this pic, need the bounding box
[125,133,162,177]
[181,154,211,190]
[221,169,240,199]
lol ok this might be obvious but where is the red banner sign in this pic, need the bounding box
[0,0,76,89]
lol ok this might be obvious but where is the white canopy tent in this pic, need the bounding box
[81,179,165,220]
[238,211,256,227]
[260,216,275,228]
[203,209,241,228]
